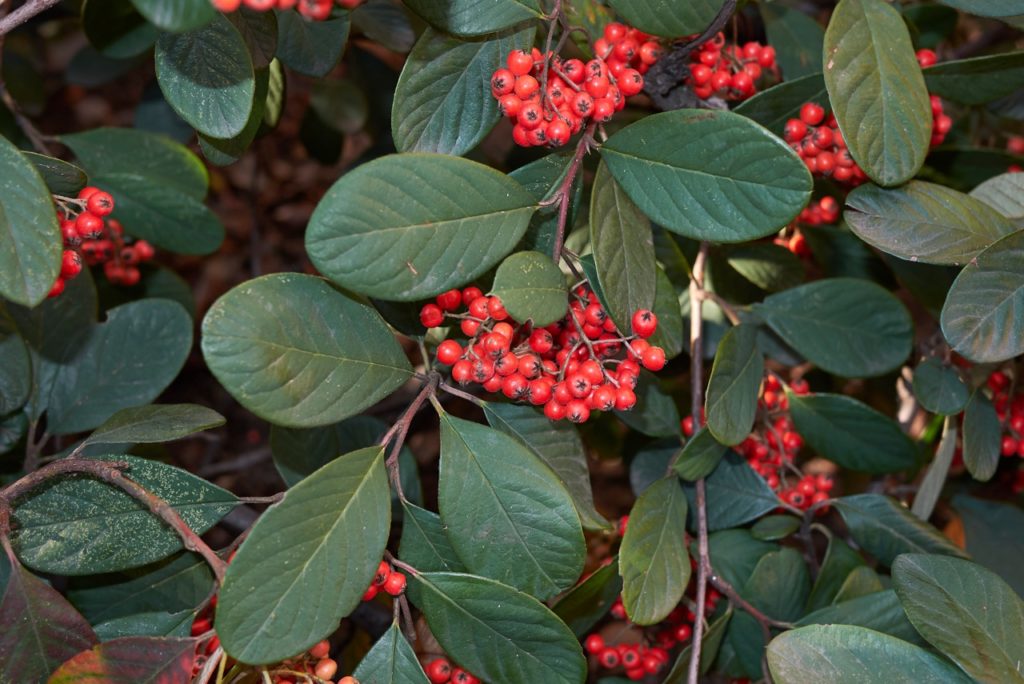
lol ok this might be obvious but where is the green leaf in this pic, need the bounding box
[398,502,466,573]
[23,152,88,196]
[834,566,885,603]
[673,427,728,482]
[962,390,1002,482]
[798,590,921,644]
[833,494,968,566]
[589,161,656,333]
[615,370,681,437]
[483,401,607,530]
[705,324,763,446]
[130,0,216,32]
[941,230,1024,363]
[649,264,685,359]
[601,110,812,242]
[912,358,969,416]
[198,66,269,166]
[226,8,278,69]
[605,0,725,37]
[82,0,159,59]
[767,624,973,684]
[201,273,412,427]
[11,455,237,575]
[845,181,1019,265]
[92,610,194,640]
[823,0,931,186]
[216,447,390,664]
[82,404,225,448]
[306,154,536,301]
[724,243,805,293]
[752,515,801,541]
[683,451,779,531]
[807,535,865,612]
[893,554,1024,684]
[511,151,582,255]
[663,607,733,681]
[0,560,98,683]
[553,559,622,637]
[155,14,255,138]
[954,494,1024,598]
[971,172,1024,225]
[619,477,690,625]
[393,26,534,156]
[753,278,913,378]
[911,417,958,522]
[275,12,349,77]
[707,529,777,589]
[491,251,568,326]
[924,51,1024,105]
[353,622,430,684]
[402,0,542,37]
[407,572,587,684]
[761,3,825,79]
[745,548,811,622]
[787,392,917,473]
[437,413,585,600]
[271,415,385,487]
[733,73,828,138]
[351,0,415,52]
[45,300,192,435]
[45,636,196,683]
[0,135,61,307]
[0,310,31,416]
[933,1,1024,18]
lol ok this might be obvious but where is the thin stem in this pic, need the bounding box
[549,123,597,264]
[381,373,439,501]
[709,572,794,630]
[701,289,742,325]
[0,0,61,38]
[21,418,45,473]
[439,381,486,407]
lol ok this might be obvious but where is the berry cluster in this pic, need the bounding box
[490,24,659,148]
[986,371,1024,460]
[422,285,667,424]
[210,0,362,20]
[361,560,407,601]
[776,195,841,258]
[424,657,480,684]
[51,186,155,297]
[684,33,777,101]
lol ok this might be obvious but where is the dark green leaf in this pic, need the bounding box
[834,494,968,566]
[602,110,812,242]
[23,152,88,196]
[673,427,728,482]
[606,0,725,37]
[753,278,913,378]
[962,389,1001,482]
[393,27,534,155]
[924,51,1024,105]
[491,251,568,326]
[407,572,587,684]
[798,590,920,644]
[82,404,224,448]
[834,566,885,603]
[46,636,195,683]
[630,440,676,496]
[155,15,255,139]
[398,502,466,573]
[903,5,959,48]
[0,135,61,307]
[198,66,269,165]
[483,401,607,530]
[130,0,216,32]
[0,309,31,416]
[511,151,581,255]
[823,0,931,186]
[971,172,1024,225]
[306,154,536,301]
[619,477,690,625]
[271,415,388,487]
[82,0,159,59]
[649,264,685,359]
[402,0,542,37]
[351,0,415,52]
[745,548,811,622]
[911,417,957,521]
[941,229,1024,363]
[768,624,973,683]
[275,12,349,77]
[93,611,194,640]
[216,447,390,664]
[932,1,1024,18]
[707,529,777,589]
[615,370,681,437]
[309,78,367,135]
[226,8,278,69]
[761,4,825,79]
[0,560,97,683]
[553,559,622,637]
[201,273,412,427]
[845,181,1018,265]
[683,452,779,531]
[663,607,732,681]
[912,358,969,415]
[438,413,585,600]
[724,243,805,293]
[893,553,1024,683]
[804,223,890,282]
[787,392,917,473]
[353,622,429,684]
[752,515,801,541]
[954,494,1024,598]
[705,324,763,446]
[807,535,865,612]
[733,73,828,138]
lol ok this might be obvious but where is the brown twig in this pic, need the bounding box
[380,373,439,501]
[548,123,597,264]
[0,0,61,37]
[0,1,57,155]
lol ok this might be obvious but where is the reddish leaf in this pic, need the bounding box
[0,560,97,682]
[46,637,196,684]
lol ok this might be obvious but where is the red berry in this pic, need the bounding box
[86,191,114,217]
[598,647,621,668]
[75,211,104,239]
[631,309,657,338]
[507,49,533,76]
[784,118,807,142]
[566,400,590,423]
[436,340,462,366]
[426,658,452,684]
[544,399,567,421]
[436,288,462,311]
[133,240,155,261]
[420,304,444,328]
[641,346,666,371]
[800,102,825,126]
[514,74,540,99]
[60,250,82,279]
[585,634,605,654]
[916,48,938,68]
[309,640,330,659]
[314,658,338,680]
[383,571,406,596]
[614,387,637,411]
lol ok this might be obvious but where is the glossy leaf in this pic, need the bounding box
[768,624,973,684]
[834,494,968,566]
[0,134,61,307]
[402,0,542,36]
[393,26,533,155]
[845,181,1018,265]
[606,0,725,37]
[155,15,255,139]
[788,392,917,473]
[23,152,88,195]
[673,427,728,482]
[483,401,607,530]
[438,412,585,600]
[198,66,269,165]
[83,404,225,448]
[962,390,1002,482]
[553,559,622,637]
[407,572,587,684]
[752,515,801,541]
[46,637,195,683]
[912,358,969,415]
[216,447,390,664]
[834,566,885,603]
[619,477,690,625]
[924,51,1024,105]
[648,264,685,359]
[306,154,536,301]
[491,251,568,327]
[941,230,1024,363]
[733,73,828,137]
[761,3,824,79]
[226,8,277,69]
[971,172,1024,224]
[754,278,913,378]
[353,622,429,684]
[683,452,779,531]
[275,12,349,77]
[398,502,466,573]
[129,0,215,32]
[11,455,237,575]
[893,554,1024,683]
[45,299,192,435]
[201,273,412,427]
[705,324,763,446]
[823,0,931,186]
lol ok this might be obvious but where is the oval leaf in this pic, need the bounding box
[353,621,429,684]
[306,154,536,301]
[23,152,89,196]
[682,452,780,531]
[82,404,225,447]
[398,502,467,574]
[129,0,215,32]
[971,172,1024,223]
[924,51,1024,105]
[275,12,349,77]
[402,0,542,37]
[601,110,812,242]
[912,358,969,416]
[216,447,390,664]
[673,427,729,482]
[46,636,195,683]
[606,0,725,37]
[962,389,1001,482]
[823,0,931,186]
[201,273,413,427]
[733,72,828,137]
[491,251,567,326]
[705,324,763,446]
[553,559,622,637]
